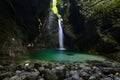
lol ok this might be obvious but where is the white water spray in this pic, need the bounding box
[58,18,65,50]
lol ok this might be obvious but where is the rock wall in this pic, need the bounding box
[0,0,50,55]
[0,0,120,54]
[61,0,120,53]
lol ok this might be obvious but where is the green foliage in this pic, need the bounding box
[86,0,120,53]
[57,0,62,5]
[89,0,120,19]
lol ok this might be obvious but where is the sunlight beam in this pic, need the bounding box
[52,0,61,18]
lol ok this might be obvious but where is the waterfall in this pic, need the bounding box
[51,0,65,50]
[58,18,65,50]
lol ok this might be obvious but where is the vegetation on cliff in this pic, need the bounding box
[61,0,120,53]
[0,0,120,56]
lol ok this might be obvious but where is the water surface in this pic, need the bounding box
[30,49,106,62]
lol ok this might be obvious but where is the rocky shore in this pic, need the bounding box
[0,60,120,80]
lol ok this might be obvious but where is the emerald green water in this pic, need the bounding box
[29,49,106,62]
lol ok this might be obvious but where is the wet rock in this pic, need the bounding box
[10,76,21,80]
[34,63,41,69]
[80,71,91,80]
[20,71,39,80]
[115,72,120,76]
[15,70,21,74]
[108,74,114,78]
[26,62,41,70]
[46,73,58,80]
[115,77,120,80]
[80,77,85,80]
[0,65,3,71]
[28,62,35,69]
[16,64,24,70]
[101,67,120,75]
[92,66,102,74]
[0,72,14,80]
[39,66,45,71]
[101,77,113,80]
[89,73,101,80]
[71,71,80,80]
[3,77,10,80]
[38,77,45,80]
[0,65,3,68]
[89,75,96,80]
[1,60,120,80]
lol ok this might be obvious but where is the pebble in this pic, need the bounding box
[0,61,120,80]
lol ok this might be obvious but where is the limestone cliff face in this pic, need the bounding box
[0,0,50,55]
[0,0,120,54]
[61,0,120,53]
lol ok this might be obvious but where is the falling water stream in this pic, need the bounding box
[58,18,65,50]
